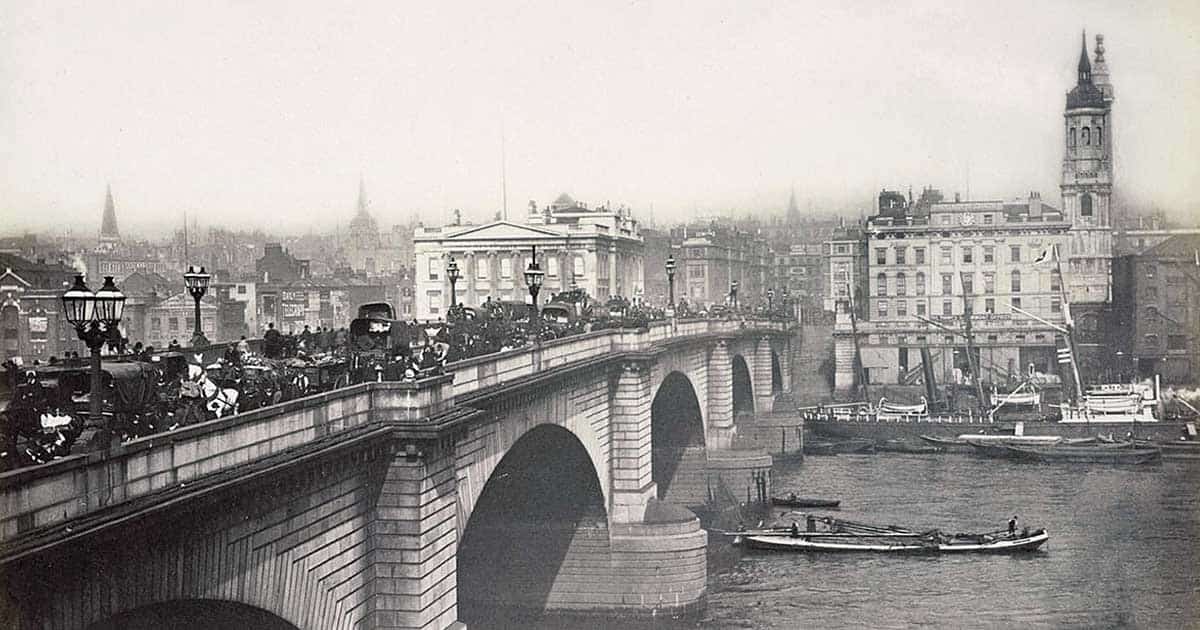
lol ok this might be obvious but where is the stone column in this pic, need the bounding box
[706,340,735,449]
[370,441,460,630]
[779,336,794,395]
[753,336,775,414]
[609,360,657,524]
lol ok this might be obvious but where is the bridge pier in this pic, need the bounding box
[706,340,736,450]
[753,336,776,414]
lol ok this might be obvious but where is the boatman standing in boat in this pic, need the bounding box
[1008,516,1018,536]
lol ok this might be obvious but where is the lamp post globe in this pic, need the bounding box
[61,274,125,452]
[524,248,545,328]
[730,280,739,310]
[767,288,775,312]
[183,265,212,348]
[665,254,676,309]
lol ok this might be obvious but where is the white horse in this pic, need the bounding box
[186,364,241,418]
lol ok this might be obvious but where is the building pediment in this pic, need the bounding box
[441,221,564,241]
[0,267,32,291]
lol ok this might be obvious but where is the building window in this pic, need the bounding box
[402,303,412,314]
[1011,297,1022,311]
[427,258,440,280]
[1144,306,1159,322]
[1082,127,1090,145]
[915,272,926,296]
[876,248,887,265]
[942,300,952,316]
[501,258,512,278]
[1081,194,1093,217]
[962,247,973,264]
[896,300,908,317]
[1050,271,1062,292]
[983,246,994,264]
[896,272,907,296]
[1010,245,1021,262]
[1096,126,1103,147]
[1051,297,1061,313]
[427,291,442,314]
[895,247,906,265]
[983,272,995,294]
[1144,333,1159,348]
[914,247,926,264]
[941,215,950,225]
[476,257,489,279]
[1169,335,1187,350]
[836,244,847,254]
[1069,127,1076,148]
[941,273,953,295]
[876,272,887,297]
[547,257,559,277]
[983,214,993,225]
[237,285,247,295]
[941,246,952,265]
[916,302,926,316]
[1145,264,1156,279]
[573,256,585,280]
[961,274,974,295]
[1010,270,1022,293]
[151,317,161,333]
[985,298,995,314]
[878,300,889,318]
[169,317,179,332]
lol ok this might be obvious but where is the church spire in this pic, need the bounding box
[356,175,368,217]
[1076,30,1092,85]
[100,184,120,243]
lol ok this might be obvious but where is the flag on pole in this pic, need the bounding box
[1034,243,1058,265]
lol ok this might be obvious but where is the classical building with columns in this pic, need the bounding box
[412,194,644,319]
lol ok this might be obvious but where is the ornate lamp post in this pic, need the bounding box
[730,280,739,310]
[524,247,545,324]
[767,288,775,313]
[183,265,211,348]
[446,256,461,309]
[665,254,676,309]
[62,274,125,450]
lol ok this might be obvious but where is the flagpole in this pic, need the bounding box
[1050,244,1084,403]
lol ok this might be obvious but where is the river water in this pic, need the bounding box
[527,453,1199,630]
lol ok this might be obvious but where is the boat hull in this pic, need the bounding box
[770,497,841,508]
[741,530,1049,554]
[969,442,1163,464]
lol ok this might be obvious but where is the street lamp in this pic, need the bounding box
[524,247,545,324]
[446,256,461,308]
[767,288,775,313]
[730,280,739,310]
[62,274,125,451]
[183,265,211,348]
[665,254,676,309]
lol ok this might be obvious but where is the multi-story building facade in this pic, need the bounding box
[822,225,866,314]
[830,33,1119,394]
[0,254,80,365]
[412,194,644,320]
[1126,234,1200,383]
[672,222,769,309]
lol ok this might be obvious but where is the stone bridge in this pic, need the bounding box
[0,319,794,629]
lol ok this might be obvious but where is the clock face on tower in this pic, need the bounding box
[959,213,976,226]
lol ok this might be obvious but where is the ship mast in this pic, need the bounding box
[844,282,871,404]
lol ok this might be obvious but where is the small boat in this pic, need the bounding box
[876,439,942,454]
[918,435,975,452]
[803,439,876,455]
[968,442,1162,465]
[771,495,841,508]
[957,434,1064,445]
[730,516,1048,554]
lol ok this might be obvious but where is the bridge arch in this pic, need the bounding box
[731,354,755,416]
[457,423,609,626]
[651,371,707,506]
[87,600,299,630]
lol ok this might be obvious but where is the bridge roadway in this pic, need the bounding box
[0,318,795,630]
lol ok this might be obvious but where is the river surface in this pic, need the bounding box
[533,453,1200,630]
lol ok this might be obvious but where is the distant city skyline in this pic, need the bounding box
[3,1,1199,237]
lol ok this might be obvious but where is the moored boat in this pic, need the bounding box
[770,495,841,508]
[876,439,942,454]
[803,439,876,455]
[968,441,1162,464]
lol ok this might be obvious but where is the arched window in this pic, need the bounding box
[1010,270,1022,293]
[1081,127,1090,145]
[915,271,926,296]
[896,272,907,296]
[1068,127,1076,148]
[876,272,887,297]
[1080,194,1093,216]
[1096,126,1102,147]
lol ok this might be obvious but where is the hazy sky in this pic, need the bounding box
[2,1,1198,237]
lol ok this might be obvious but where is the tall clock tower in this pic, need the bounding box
[1061,32,1114,303]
